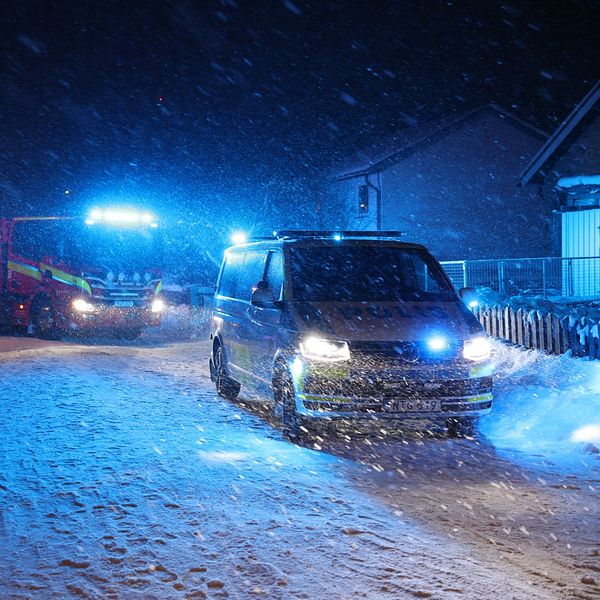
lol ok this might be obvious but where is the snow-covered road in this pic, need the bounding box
[0,328,598,599]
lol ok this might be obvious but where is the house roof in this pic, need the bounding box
[333,103,547,181]
[519,80,600,186]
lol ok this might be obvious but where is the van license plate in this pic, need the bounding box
[114,301,134,308]
[385,399,441,412]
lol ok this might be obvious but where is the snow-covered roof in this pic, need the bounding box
[333,103,546,181]
[557,174,600,188]
[519,80,600,186]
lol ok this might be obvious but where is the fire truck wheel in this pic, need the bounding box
[31,297,61,340]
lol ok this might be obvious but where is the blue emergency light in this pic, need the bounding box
[86,208,157,227]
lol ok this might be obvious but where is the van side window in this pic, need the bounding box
[265,251,284,300]
[236,251,267,301]
[218,252,244,298]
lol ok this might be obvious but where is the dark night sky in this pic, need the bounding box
[1,0,598,222]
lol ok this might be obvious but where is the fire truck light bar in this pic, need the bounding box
[86,208,157,226]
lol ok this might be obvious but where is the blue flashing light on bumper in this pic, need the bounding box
[426,335,450,352]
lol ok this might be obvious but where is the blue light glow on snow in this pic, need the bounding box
[570,424,600,444]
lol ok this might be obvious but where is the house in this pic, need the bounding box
[330,104,550,261]
[519,80,600,296]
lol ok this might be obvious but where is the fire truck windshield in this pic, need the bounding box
[12,218,161,270]
[64,222,160,269]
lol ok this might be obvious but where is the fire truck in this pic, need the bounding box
[0,209,164,339]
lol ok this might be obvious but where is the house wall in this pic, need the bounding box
[561,209,600,296]
[330,175,379,231]
[332,110,551,261]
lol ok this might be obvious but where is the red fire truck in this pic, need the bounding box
[0,209,164,339]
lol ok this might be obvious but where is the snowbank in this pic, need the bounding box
[482,339,600,469]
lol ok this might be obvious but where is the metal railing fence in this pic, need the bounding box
[441,256,600,300]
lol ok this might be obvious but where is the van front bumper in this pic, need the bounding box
[298,394,493,420]
[293,361,493,420]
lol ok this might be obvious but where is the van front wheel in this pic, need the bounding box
[214,344,240,400]
[276,371,301,439]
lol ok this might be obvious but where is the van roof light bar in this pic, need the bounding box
[273,230,406,239]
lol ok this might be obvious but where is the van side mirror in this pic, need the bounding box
[459,287,479,309]
[251,281,275,308]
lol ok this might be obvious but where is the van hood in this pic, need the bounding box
[291,301,482,342]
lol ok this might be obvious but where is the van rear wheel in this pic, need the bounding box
[214,344,240,400]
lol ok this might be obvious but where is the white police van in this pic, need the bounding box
[209,231,492,437]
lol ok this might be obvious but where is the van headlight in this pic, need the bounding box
[300,337,350,362]
[72,298,95,313]
[151,298,165,313]
[463,337,491,361]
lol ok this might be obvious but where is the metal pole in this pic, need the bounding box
[542,259,547,298]
[376,185,382,230]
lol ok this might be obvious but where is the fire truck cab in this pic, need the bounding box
[0,210,164,339]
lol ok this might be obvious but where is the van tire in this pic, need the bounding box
[214,343,240,400]
[276,370,301,440]
[446,416,479,438]
[30,297,60,340]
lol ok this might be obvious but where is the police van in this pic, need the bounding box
[209,231,492,437]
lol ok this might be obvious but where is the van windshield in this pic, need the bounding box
[288,245,456,302]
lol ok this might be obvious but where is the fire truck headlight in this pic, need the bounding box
[73,298,95,313]
[151,298,165,313]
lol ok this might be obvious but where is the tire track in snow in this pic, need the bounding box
[0,339,595,598]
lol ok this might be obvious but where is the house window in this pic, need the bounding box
[358,184,369,213]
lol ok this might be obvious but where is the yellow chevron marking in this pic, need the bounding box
[7,260,41,281]
[40,264,92,295]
